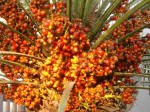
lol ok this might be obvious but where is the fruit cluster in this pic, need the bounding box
[39,15,90,56]
[0,0,150,112]
[30,0,66,23]
[0,0,43,80]
[122,88,136,104]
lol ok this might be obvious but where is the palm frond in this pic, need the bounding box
[118,23,150,42]
[114,72,150,78]
[72,0,79,17]
[83,0,93,24]
[16,0,40,32]
[129,0,141,8]
[67,0,72,21]
[88,0,122,40]
[0,21,34,45]
[0,80,39,86]
[92,0,150,49]
[53,0,56,4]
[0,51,45,62]
[141,2,150,11]
[143,54,150,56]
[79,0,87,19]
[114,86,150,90]
[0,58,34,69]
[142,58,150,62]
[96,0,110,17]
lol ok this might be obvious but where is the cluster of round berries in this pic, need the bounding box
[30,0,66,23]
[0,0,150,111]
[122,88,136,104]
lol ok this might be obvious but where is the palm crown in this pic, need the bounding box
[0,0,150,111]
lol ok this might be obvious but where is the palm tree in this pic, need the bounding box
[0,0,150,111]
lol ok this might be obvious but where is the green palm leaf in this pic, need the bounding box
[88,0,122,40]
[72,0,79,17]
[83,0,93,24]
[92,0,150,49]
[67,0,72,21]
[79,0,87,19]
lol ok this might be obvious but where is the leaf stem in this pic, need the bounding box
[143,54,150,56]
[96,0,109,17]
[118,23,150,42]
[52,0,56,4]
[0,74,7,78]
[83,0,93,24]
[0,80,39,87]
[79,0,87,20]
[0,21,35,45]
[73,0,79,17]
[142,58,150,62]
[114,72,150,78]
[0,58,34,70]
[88,0,122,40]
[141,81,150,83]
[16,0,40,33]
[114,86,150,90]
[0,51,45,62]
[67,0,72,21]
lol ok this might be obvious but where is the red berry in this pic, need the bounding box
[146,33,150,39]
[40,10,46,17]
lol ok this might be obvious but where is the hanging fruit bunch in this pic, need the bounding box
[0,0,150,111]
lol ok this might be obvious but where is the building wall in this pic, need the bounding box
[0,95,25,112]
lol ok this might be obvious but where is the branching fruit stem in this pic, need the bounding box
[0,51,45,62]
[114,72,150,78]
[0,21,35,45]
